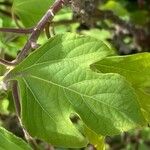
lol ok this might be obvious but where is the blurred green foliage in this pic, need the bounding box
[0,0,150,149]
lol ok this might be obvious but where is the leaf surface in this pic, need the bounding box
[0,127,32,150]
[13,0,54,27]
[7,34,145,147]
[12,0,72,28]
[85,126,105,150]
[91,53,150,122]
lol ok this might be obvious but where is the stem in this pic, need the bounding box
[0,27,33,34]
[16,0,70,64]
[12,81,21,116]
[0,58,16,66]
[95,10,145,35]
[45,22,51,39]
[12,11,22,28]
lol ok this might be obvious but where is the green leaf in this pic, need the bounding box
[100,0,129,19]
[0,99,9,114]
[91,53,150,122]
[12,0,72,28]
[82,29,111,41]
[53,8,72,22]
[0,127,32,150]
[136,89,150,122]
[130,10,149,26]
[81,29,113,50]
[85,126,105,150]
[12,0,54,27]
[91,53,150,88]
[6,33,145,147]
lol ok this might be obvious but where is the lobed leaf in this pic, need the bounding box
[6,33,145,147]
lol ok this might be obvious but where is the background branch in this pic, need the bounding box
[0,27,33,34]
[15,0,71,64]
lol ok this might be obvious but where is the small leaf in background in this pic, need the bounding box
[0,36,27,58]
[12,0,54,27]
[0,127,32,150]
[100,0,129,19]
[6,33,145,148]
[0,11,26,58]
[130,10,150,26]
[0,99,9,114]
[85,126,105,150]
[53,8,72,22]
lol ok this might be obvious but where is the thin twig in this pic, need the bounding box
[45,22,51,39]
[0,58,16,66]
[95,10,146,36]
[0,27,33,34]
[12,11,22,28]
[15,0,71,64]
[12,81,20,116]
[0,0,71,67]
